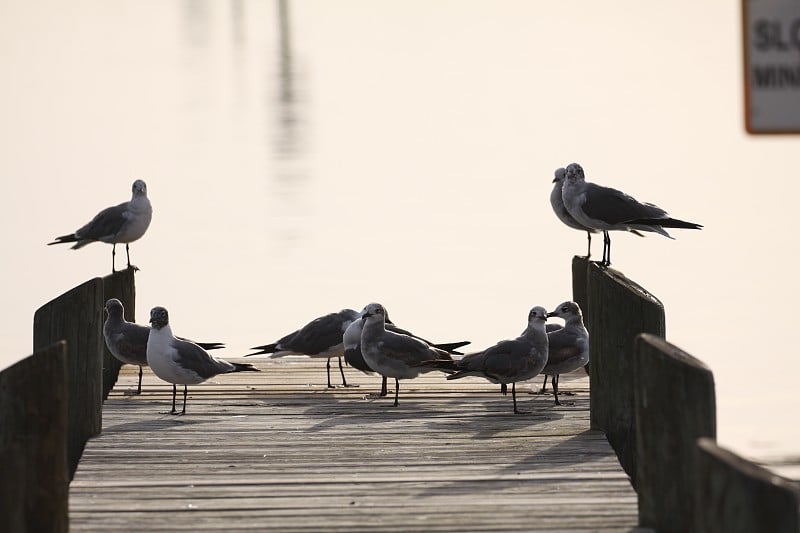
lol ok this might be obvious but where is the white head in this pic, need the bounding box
[552,167,566,184]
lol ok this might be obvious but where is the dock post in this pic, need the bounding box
[0,342,69,532]
[634,334,716,532]
[576,260,665,484]
[101,268,136,399]
[33,277,104,481]
[694,438,800,532]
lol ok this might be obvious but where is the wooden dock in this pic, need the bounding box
[69,359,641,531]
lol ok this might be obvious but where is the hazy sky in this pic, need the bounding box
[1,0,798,472]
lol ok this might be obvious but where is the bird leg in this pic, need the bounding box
[137,366,143,394]
[169,384,178,414]
[512,382,525,414]
[586,231,592,259]
[553,374,574,406]
[540,374,548,393]
[112,243,117,273]
[601,231,612,266]
[393,378,400,406]
[181,385,187,414]
[500,383,507,396]
[338,357,354,387]
[125,243,139,271]
[380,376,388,397]
[326,358,334,388]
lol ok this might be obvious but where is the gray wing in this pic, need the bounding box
[546,328,584,367]
[173,338,232,379]
[378,331,450,366]
[76,201,130,241]
[582,182,667,225]
[105,322,150,366]
[283,309,357,355]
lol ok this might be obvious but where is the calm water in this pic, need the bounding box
[1,1,798,475]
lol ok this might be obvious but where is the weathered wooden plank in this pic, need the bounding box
[69,360,640,531]
[584,262,665,484]
[0,342,69,533]
[101,268,136,399]
[694,438,800,533]
[634,334,716,532]
[33,277,104,480]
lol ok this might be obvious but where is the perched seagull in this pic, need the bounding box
[533,301,589,406]
[246,309,360,388]
[424,307,550,414]
[551,167,643,259]
[146,306,258,415]
[561,163,702,266]
[103,298,225,394]
[343,305,470,397]
[359,303,455,407]
[550,167,598,258]
[48,179,153,272]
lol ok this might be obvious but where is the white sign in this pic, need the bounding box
[744,0,800,133]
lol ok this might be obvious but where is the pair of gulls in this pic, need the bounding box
[103,299,258,414]
[246,301,589,413]
[48,180,152,272]
[551,163,702,265]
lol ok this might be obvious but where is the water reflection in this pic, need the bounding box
[274,0,302,160]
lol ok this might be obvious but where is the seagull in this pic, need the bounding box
[359,303,455,407]
[533,301,589,406]
[245,309,360,388]
[48,179,153,272]
[550,167,598,258]
[103,298,225,394]
[146,306,259,415]
[561,163,702,266]
[343,305,470,397]
[424,306,550,414]
[551,167,643,259]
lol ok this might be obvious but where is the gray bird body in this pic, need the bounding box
[103,298,224,393]
[561,164,701,237]
[246,308,359,387]
[431,306,550,413]
[561,163,701,265]
[146,306,258,415]
[49,180,152,271]
[359,303,454,405]
[550,168,597,234]
[543,302,589,376]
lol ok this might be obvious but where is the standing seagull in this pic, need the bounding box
[146,306,259,415]
[425,307,550,414]
[246,309,359,388]
[48,179,153,272]
[103,298,225,394]
[561,163,702,266]
[359,303,455,407]
[343,305,469,397]
[550,167,598,258]
[534,301,589,406]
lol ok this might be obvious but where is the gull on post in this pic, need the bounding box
[359,303,456,407]
[48,179,153,272]
[245,309,360,388]
[103,298,225,394]
[146,306,259,415]
[561,163,702,266]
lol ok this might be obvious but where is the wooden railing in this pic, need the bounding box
[573,256,800,531]
[0,269,135,532]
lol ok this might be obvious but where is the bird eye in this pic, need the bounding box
[562,305,569,312]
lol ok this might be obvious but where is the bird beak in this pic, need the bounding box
[546,312,557,318]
